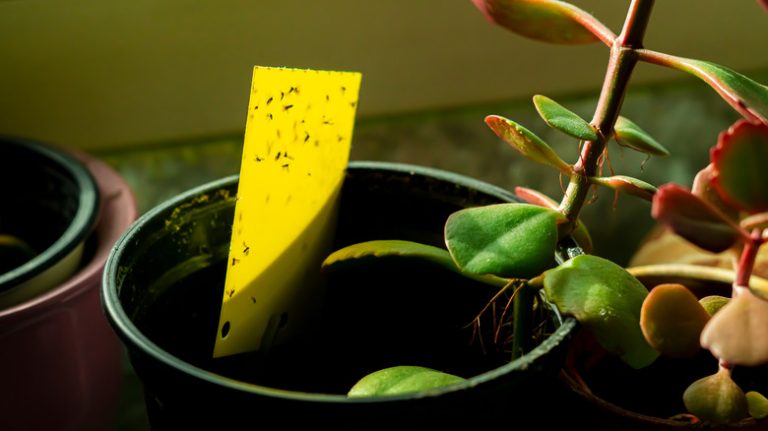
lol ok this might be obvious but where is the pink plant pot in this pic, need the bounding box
[0,153,137,431]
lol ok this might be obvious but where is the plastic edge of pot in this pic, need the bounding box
[102,161,578,404]
[0,137,101,293]
[0,151,137,318]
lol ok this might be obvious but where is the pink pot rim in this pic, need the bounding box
[0,151,137,320]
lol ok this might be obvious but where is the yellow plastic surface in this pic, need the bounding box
[214,66,361,358]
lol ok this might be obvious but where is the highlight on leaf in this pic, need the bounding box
[542,255,659,369]
[445,203,564,279]
[533,95,598,141]
[651,184,743,253]
[470,0,615,46]
[711,119,768,213]
[613,116,669,156]
[639,51,768,126]
[348,366,465,397]
[589,175,657,201]
[485,115,573,174]
[322,240,509,288]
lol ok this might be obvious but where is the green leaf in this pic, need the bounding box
[485,115,572,174]
[699,295,730,316]
[322,240,509,288]
[747,391,768,420]
[614,116,669,156]
[683,368,749,424]
[589,175,657,201]
[640,283,710,358]
[652,184,741,253]
[542,255,659,368]
[533,95,598,141]
[711,120,768,213]
[470,0,612,45]
[348,366,465,397]
[514,187,593,254]
[445,203,563,278]
[642,53,768,125]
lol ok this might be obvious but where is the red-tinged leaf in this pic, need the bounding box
[470,0,613,45]
[513,187,593,253]
[485,115,572,174]
[652,184,741,253]
[759,0,768,13]
[711,120,768,213]
[692,164,739,221]
[590,175,657,201]
[640,52,768,125]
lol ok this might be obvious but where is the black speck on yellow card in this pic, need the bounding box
[215,66,361,358]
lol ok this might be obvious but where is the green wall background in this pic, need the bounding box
[1,0,767,150]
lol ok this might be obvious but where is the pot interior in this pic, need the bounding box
[115,164,549,394]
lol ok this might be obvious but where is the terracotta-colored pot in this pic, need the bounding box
[0,152,137,431]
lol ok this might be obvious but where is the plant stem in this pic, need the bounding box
[559,0,656,228]
[735,228,763,289]
[512,282,534,358]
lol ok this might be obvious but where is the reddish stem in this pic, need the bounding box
[735,228,763,288]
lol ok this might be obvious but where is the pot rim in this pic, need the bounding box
[0,137,100,292]
[102,160,577,403]
[0,152,136,319]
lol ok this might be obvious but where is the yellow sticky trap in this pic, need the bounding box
[214,66,361,358]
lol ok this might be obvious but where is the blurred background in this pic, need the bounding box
[2,1,767,429]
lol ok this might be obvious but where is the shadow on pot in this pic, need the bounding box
[102,161,578,428]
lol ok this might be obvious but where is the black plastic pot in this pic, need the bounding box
[102,161,577,428]
[0,137,100,307]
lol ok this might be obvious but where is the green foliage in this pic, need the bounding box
[747,391,768,420]
[445,203,563,278]
[683,368,749,424]
[348,366,465,397]
[533,95,598,141]
[613,116,669,156]
[647,54,768,125]
[542,255,659,369]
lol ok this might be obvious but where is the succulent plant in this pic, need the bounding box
[324,0,768,423]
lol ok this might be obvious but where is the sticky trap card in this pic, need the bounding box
[214,66,362,358]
